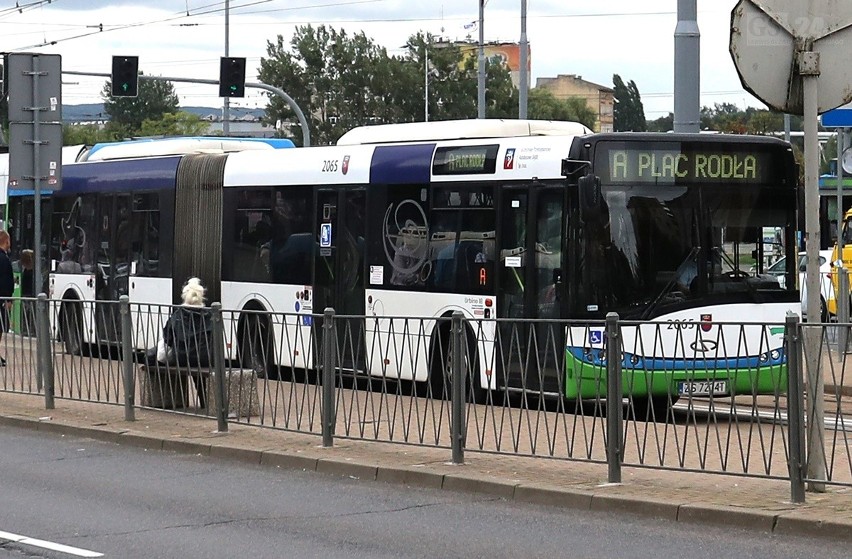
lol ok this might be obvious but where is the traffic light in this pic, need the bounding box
[219,57,246,98]
[111,55,139,97]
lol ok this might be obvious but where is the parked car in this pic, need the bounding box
[765,250,834,322]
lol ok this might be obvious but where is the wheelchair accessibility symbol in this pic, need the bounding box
[320,223,332,248]
[589,330,604,346]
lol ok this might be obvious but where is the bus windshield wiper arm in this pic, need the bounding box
[640,246,700,321]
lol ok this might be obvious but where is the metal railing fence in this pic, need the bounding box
[11,295,852,504]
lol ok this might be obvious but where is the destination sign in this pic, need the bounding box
[433,144,499,175]
[595,143,780,185]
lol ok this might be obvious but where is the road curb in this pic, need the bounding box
[677,502,778,532]
[0,409,846,540]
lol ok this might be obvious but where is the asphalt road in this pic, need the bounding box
[0,426,850,559]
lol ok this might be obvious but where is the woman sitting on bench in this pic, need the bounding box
[147,277,214,408]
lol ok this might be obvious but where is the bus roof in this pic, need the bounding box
[82,136,294,161]
[336,119,592,145]
[224,135,578,187]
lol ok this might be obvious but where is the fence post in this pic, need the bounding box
[119,296,135,421]
[838,268,849,355]
[322,308,336,448]
[36,293,54,410]
[451,311,466,465]
[786,312,806,503]
[211,303,228,433]
[605,312,622,484]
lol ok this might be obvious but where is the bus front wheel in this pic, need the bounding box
[628,395,679,422]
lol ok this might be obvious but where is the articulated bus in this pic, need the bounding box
[7,136,294,353]
[7,122,799,408]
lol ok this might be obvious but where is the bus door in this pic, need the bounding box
[314,187,366,371]
[497,185,566,397]
[94,194,132,343]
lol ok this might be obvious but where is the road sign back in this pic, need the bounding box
[5,53,63,192]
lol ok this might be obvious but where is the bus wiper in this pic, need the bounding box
[640,246,700,321]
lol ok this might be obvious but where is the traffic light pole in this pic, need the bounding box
[62,71,311,147]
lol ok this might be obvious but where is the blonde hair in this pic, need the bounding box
[20,249,34,270]
[181,277,206,307]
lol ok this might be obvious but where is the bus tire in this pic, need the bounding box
[629,395,679,422]
[429,325,484,403]
[60,301,84,356]
[239,313,274,380]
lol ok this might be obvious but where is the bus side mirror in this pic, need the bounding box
[578,174,602,213]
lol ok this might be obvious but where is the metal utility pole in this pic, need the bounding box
[425,44,429,122]
[674,0,700,132]
[478,0,486,119]
[519,0,528,119]
[223,0,231,135]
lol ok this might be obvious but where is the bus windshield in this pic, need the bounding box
[577,181,796,319]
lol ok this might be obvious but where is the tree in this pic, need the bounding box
[259,25,403,145]
[613,74,646,131]
[139,112,209,137]
[647,112,673,132]
[528,88,596,129]
[102,76,179,136]
[0,60,7,145]
[63,124,119,146]
[258,26,522,144]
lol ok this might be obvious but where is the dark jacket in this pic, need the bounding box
[162,306,214,367]
[0,250,14,299]
[21,268,34,298]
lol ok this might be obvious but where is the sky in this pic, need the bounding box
[0,0,764,120]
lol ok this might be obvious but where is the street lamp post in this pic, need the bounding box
[425,43,429,122]
[477,0,485,119]
[223,0,230,135]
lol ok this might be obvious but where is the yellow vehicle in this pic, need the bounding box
[829,207,852,315]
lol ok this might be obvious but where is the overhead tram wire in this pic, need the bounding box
[0,0,57,19]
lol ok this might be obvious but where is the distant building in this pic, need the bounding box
[535,74,614,133]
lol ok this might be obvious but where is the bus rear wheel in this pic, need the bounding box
[60,302,84,356]
[429,326,484,403]
[240,314,273,380]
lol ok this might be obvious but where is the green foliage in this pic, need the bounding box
[527,89,596,129]
[258,25,523,144]
[613,74,646,132]
[0,61,7,144]
[259,25,404,145]
[62,124,121,146]
[647,112,673,132]
[139,111,209,137]
[102,76,179,132]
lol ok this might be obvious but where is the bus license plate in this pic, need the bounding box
[677,380,728,396]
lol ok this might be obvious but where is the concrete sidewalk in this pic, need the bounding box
[1,392,851,541]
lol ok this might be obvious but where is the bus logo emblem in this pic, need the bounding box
[700,314,712,332]
[342,155,350,175]
[504,148,515,169]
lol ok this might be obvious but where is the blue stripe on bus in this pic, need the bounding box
[370,144,435,184]
[59,156,182,193]
[567,347,785,370]
[86,136,294,157]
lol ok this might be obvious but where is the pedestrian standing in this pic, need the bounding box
[0,231,15,365]
[20,249,35,336]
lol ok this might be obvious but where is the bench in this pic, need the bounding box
[139,365,259,418]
